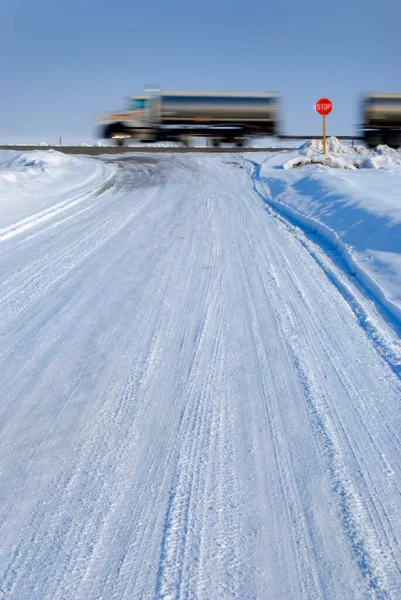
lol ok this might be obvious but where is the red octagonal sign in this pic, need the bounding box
[316,98,332,115]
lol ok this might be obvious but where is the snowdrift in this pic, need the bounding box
[255,139,401,323]
[0,149,115,231]
[282,137,401,170]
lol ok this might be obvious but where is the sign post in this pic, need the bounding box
[315,98,332,154]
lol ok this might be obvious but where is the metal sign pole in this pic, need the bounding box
[323,114,327,155]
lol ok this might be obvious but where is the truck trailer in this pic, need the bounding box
[99,90,280,146]
[362,93,401,148]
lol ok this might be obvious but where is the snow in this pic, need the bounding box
[254,138,401,323]
[280,137,401,170]
[0,134,303,149]
[0,149,400,599]
[0,134,116,147]
[0,149,114,231]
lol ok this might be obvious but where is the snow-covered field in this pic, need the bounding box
[0,134,302,148]
[0,144,400,599]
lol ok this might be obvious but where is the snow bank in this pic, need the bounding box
[0,149,75,172]
[0,149,115,231]
[255,139,401,323]
[281,137,401,170]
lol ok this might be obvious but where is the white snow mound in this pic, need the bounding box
[258,142,401,321]
[282,137,401,170]
[0,149,115,229]
[0,149,72,175]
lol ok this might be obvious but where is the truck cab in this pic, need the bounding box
[98,95,151,143]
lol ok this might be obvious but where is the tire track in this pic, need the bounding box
[1,155,401,599]
[240,165,401,598]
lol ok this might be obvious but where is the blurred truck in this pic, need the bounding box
[362,93,401,148]
[99,90,279,146]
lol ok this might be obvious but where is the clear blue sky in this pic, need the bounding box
[2,0,400,139]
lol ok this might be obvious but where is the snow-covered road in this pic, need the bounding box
[0,154,400,599]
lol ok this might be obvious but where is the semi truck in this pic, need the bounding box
[99,90,280,146]
[362,93,401,148]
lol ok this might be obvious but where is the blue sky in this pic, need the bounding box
[2,0,400,139]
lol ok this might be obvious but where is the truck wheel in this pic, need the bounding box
[365,130,383,148]
[384,130,401,149]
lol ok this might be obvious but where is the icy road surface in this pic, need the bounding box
[0,154,400,600]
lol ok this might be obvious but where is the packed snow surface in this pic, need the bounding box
[0,148,400,599]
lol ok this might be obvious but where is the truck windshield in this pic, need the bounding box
[129,99,147,110]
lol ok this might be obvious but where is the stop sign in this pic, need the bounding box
[316,98,332,115]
